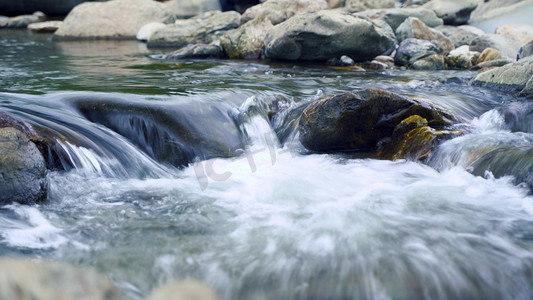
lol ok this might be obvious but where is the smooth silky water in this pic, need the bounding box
[1,30,533,299]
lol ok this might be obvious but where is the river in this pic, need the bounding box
[1,29,533,299]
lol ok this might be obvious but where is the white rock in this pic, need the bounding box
[137,22,167,42]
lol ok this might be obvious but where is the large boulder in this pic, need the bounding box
[165,0,221,19]
[436,25,483,48]
[0,0,87,16]
[470,33,524,59]
[394,38,445,70]
[395,17,454,53]
[495,24,533,44]
[423,0,477,25]
[264,10,396,61]
[471,55,533,97]
[0,11,45,28]
[241,0,327,25]
[147,10,240,48]
[54,0,175,40]
[0,257,123,300]
[298,89,455,153]
[220,16,273,59]
[344,0,396,12]
[357,7,443,31]
[0,127,47,205]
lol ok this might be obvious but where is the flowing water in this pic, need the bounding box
[1,30,533,299]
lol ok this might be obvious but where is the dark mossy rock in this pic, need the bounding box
[376,115,463,161]
[0,127,47,205]
[298,89,457,153]
[70,97,245,167]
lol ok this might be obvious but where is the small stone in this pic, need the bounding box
[136,22,167,42]
[27,20,62,33]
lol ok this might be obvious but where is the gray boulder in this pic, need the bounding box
[423,0,477,25]
[357,7,443,31]
[0,11,45,28]
[396,17,454,53]
[394,38,445,70]
[0,127,47,205]
[0,257,123,300]
[0,0,87,16]
[148,11,240,48]
[165,0,221,19]
[264,10,396,61]
[518,40,533,60]
[54,0,175,40]
[470,33,524,59]
[471,56,533,97]
[436,25,482,48]
[241,0,327,25]
[470,0,533,32]
[220,16,273,59]
[163,42,225,59]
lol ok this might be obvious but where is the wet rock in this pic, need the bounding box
[146,279,221,300]
[264,10,396,61]
[165,0,221,19]
[241,0,327,25]
[163,42,225,59]
[344,0,396,12]
[470,145,533,190]
[137,22,166,42]
[376,115,461,161]
[394,38,445,70]
[356,7,443,31]
[71,97,245,167]
[327,55,356,66]
[518,40,533,60]
[471,55,533,97]
[54,0,175,40]
[435,25,482,48]
[423,0,477,25]
[220,16,273,59]
[147,11,240,48]
[445,45,480,70]
[495,24,533,44]
[298,88,455,153]
[395,17,454,53]
[0,11,45,28]
[470,58,512,72]
[470,34,523,59]
[0,127,47,205]
[27,20,62,33]
[0,257,123,300]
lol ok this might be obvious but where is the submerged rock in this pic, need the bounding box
[241,0,327,25]
[70,97,245,167]
[264,10,396,61]
[357,7,443,31]
[298,89,455,154]
[0,257,123,300]
[146,279,221,300]
[0,11,45,28]
[395,17,454,53]
[27,20,62,33]
[147,11,240,48]
[471,56,533,97]
[163,42,225,59]
[394,38,445,70]
[54,0,175,40]
[423,0,477,25]
[0,127,47,205]
[220,16,273,59]
[470,34,524,59]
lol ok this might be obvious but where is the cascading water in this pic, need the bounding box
[1,29,533,300]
